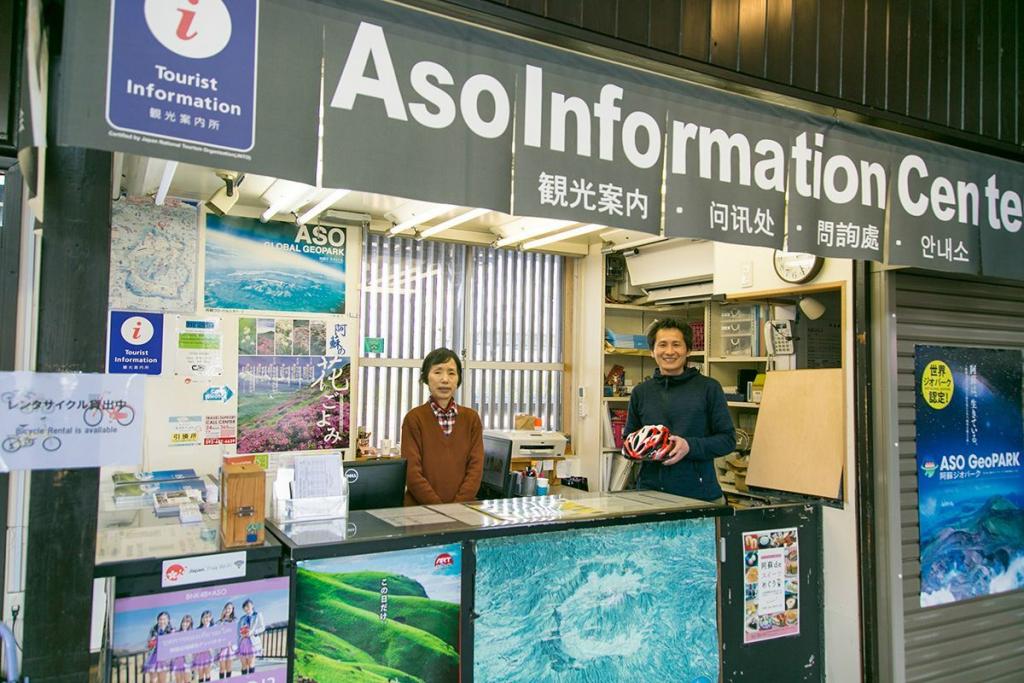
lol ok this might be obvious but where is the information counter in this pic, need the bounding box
[270,491,729,683]
[94,483,289,683]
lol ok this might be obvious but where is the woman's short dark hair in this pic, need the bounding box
[646,318,694,350]
[420,347,463,386]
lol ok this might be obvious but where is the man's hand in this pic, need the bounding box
[662,435,690,465]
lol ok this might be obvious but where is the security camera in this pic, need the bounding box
[205,171,244,216]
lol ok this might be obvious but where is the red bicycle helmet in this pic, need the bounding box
[622,424,673,461]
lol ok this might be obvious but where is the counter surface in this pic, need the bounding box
[95,481,280,577]
[270,489,728,560]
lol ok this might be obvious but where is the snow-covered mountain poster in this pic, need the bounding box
[915,345,1024,607]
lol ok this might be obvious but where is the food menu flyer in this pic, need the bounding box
[742,527,800,644]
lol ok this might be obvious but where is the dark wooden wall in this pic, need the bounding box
[476,0,1022,155]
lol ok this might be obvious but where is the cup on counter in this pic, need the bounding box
[521,475,537,496]
[536,477,549,495]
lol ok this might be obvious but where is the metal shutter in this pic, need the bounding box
[892,271,1024,683]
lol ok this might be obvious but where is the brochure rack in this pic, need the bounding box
[271,493,348,524]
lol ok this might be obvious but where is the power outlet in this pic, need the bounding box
[740,261,753,288]
[4,590,24,642]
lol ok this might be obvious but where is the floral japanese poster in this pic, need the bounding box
[236,316,350,454]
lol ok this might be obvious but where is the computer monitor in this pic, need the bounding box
[479,434,513,498]
[344,459,407,510]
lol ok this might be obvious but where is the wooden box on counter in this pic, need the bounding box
[220,463,266,547]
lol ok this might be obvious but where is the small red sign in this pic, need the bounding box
[434,553,454,568]
[164,563,187,582]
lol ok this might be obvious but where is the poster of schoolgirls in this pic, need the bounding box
[741,527,800,643]
[110,576,289,683]
[915,346,1024,607]
[204,214,347,314]
[236,316,351,454]
[294,544,462,682]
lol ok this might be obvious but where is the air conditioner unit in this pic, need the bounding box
[640,281,715,304]
[624,240,714,303]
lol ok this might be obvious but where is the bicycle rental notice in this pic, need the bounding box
[0,372,144,470]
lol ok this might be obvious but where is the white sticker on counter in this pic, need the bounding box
[161,550,247,588]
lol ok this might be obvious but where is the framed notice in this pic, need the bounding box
[742,527,800,643]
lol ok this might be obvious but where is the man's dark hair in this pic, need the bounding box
[646,318,694,351]
[420,347,463,386]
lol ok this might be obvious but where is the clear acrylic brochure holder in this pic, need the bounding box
[270,467,349,524]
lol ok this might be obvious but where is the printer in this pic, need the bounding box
[479,430,567,498]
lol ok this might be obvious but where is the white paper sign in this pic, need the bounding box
[0,371,144,470]
[175,316,224,377]
[161,550,247,588]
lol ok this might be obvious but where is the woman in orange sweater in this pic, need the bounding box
[401,348,484,505]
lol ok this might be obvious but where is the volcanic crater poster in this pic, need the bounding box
[915,345,1024,607]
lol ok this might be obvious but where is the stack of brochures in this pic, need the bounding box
[111,468,204,509]
[152,488,205,518]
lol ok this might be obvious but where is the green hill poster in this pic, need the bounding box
[294,544,461,682]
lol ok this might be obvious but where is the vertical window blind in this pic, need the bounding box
[359,232,564,443]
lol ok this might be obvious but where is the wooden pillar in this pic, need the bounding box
[20,11,112,676]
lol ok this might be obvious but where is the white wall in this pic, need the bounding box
[572,243,608,487]
[713,243,861,683]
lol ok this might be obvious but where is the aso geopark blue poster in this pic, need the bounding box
[915,345,1024,607]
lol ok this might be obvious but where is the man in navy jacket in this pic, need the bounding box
[624,318,735,502]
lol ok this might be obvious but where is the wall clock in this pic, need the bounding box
[772,250,824,284]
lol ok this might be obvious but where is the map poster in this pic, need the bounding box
[174,316,224,378]
[109,196,198,313]
[295,545,461,682]
[915,346,1024,607]
[204,214,347,314]
[742,527,800,643]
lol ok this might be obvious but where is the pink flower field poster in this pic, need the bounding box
[236,355,350,454]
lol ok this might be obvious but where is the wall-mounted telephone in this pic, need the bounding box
[764,320,795,356]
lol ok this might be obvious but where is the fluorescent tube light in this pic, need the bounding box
[297,188,350,226]
[154,160,178,206]
[260,182,315,222]
[522,223,604,250]
[493,219,576,247]
[388,204,455,235]
[417,208,490,239]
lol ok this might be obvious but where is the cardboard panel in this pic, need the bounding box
[746,369,845,498]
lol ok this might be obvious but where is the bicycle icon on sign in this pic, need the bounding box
[83,394,136,428]
[1,422,61,454]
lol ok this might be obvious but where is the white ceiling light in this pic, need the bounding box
[260,180,316,222]
[417,208,490,239]
[388,204,455,236]
[154,160,178,206]
[493,219,576,248]
[297,188,350,226]
[522,223,604,250]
